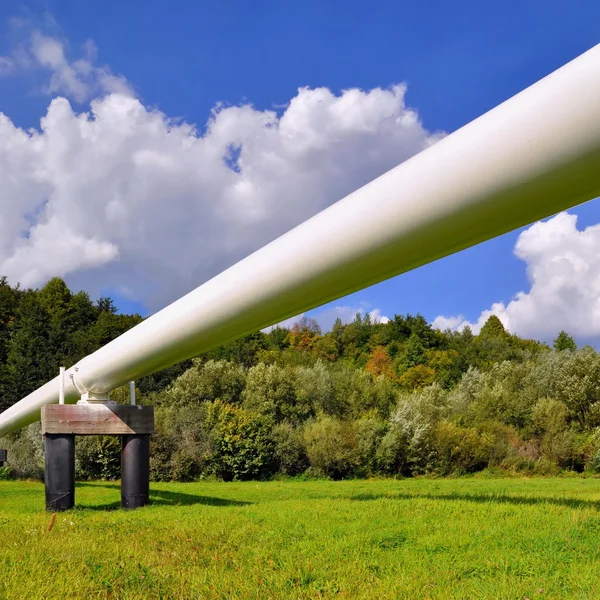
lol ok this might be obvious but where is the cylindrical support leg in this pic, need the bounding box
[44,434,75,511]
[121,434,150,509]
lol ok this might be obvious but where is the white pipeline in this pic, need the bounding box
[2,45,600,435]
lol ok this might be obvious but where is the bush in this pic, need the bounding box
[206,400,276,481]
[3,423,44,480]
[532,457,561,476]
[433,421,494,475]
[529,348,600,429]
[476,421,520,467]
[271,422,309,476]
[586,447,600,473]
[531,398,569,435]
[355,414,388,476]
[76,436,121,481]
[377,384,448,476]
[151,404,212,481]
[0,466,13,480]
[304,416,361,479]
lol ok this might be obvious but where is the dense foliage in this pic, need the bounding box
[2,278,600,481]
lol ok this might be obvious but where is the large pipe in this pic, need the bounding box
[2,45,600,436]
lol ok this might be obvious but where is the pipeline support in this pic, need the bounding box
[44,434,75,511]
[41,404,154,511]
[121,435,150,509]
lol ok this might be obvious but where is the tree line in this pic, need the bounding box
[2,276,598,482]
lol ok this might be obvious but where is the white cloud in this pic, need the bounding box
[431,315,468,331]
[1,26,132,101]
[433,212,600,343]
[31,33,133,101]
[0,56,14,75]
[0,68,441,311]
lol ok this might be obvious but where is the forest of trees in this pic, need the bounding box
[2,276,600,482]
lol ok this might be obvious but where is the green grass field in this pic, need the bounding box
[2,478,600,599]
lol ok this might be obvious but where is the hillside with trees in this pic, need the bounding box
[2,277,600,482]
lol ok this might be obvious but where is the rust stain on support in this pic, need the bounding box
[41,404,154,435]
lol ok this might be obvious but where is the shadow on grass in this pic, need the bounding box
[76,482,252,511]
[349,491,599,511]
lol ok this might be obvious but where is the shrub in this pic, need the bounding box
[476,421,520,467]
[355,414,388,475]
[433,421,494,475]
[0,466,13,480]
[206,400,276,481]
[531,398,569,435]
[586,447,600,473]
[150,404,212,481]
[2,423,44,480]
[529,348,600,429]
[377,385,447,475]
[271,422,309,476]
[532,457,561,476]
[76,436,121,481]
[303,416,361,479]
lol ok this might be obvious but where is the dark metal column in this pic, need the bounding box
[121,434,150,509]
[44,434,75,511]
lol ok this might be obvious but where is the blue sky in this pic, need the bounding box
[1,0,600,342]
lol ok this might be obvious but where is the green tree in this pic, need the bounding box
[479,315,508,339]
[7,292,54,401]
[0,277,19,410]
[553,330,577,352]
[243,363,309,423]
[39,278,72,364]
[165,359,246,405]
[398,334,426,374]
[0,276,18,363]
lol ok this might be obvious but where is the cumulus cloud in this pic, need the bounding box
[433,212,600,343]
[0,70,441,311]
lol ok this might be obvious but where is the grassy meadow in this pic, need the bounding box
[2,477,600,599]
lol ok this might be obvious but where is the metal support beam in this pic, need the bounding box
[44,434,75,512]
[121,434,150,509]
